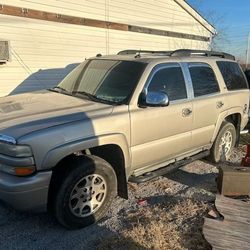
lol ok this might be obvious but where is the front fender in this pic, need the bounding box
[41,133,131,172]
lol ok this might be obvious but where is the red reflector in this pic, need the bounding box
[241,145,250,167]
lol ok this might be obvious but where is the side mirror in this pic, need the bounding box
[139,91,169,107]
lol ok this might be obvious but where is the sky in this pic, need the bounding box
[187,0,250,62]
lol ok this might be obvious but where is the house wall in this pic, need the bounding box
[0,0,214,96]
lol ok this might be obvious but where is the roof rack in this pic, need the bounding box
[117,49,235,61]
[171,49,235,61]
[117,50,172,56]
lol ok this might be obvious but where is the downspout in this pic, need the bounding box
[105,0,110,55]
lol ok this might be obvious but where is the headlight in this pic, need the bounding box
[0,141,33,157]
[0,134,33,157]
[0,134,35,176]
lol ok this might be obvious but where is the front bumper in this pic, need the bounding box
[0,171,52,212]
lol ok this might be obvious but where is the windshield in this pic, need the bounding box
[57,59,146,104]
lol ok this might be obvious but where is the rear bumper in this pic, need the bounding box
[0,171,52,212]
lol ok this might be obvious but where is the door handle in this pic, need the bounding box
[216,101,224,109]
[182,108,192,117]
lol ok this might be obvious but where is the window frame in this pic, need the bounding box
[144,63,189,104]
[188,62,221,98]
[58,58,147,105]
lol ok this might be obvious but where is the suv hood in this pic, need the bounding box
[0,90,113,139]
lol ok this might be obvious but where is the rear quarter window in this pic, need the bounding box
[245,70,250,87]
[217,61,248,90]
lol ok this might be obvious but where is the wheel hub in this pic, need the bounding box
[69,174,107,218]
[219,130,233,160]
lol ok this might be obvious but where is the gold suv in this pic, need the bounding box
[0,49,249,229]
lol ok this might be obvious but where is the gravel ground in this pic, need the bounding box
[0,146,246,250]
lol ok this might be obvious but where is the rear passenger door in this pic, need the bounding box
[188,63,225,149]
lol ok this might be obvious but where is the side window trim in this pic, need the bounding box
[179,62,194,99]
[187,62,220,98]
[144,63,189,103]
[188,62,214,68]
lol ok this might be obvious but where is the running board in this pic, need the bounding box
[240,130,248,135]
[129,150,210,183]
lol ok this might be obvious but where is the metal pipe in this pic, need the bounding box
[246,33,250,70]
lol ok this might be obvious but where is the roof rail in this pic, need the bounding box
[117,50,172,56]
[170,49,235,61]
[117,49,235,60]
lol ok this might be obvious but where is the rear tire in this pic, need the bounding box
[208,121,236,163]
[53,155,117,229]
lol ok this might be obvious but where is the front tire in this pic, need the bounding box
[208,121,236,163]
[53,155,117,229]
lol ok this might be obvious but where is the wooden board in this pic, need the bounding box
[0,4,209,41]
[203,195,250,250]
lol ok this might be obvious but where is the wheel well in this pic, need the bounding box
[47,154,78,212]
[48,144,128,211]
[225,113,241,146]
[89,144,128,199]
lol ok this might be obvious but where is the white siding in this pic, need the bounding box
[107,0,211,37]
[0,0,213,36]
[0,0,214,96]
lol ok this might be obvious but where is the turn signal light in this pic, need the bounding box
[14,167,35,176]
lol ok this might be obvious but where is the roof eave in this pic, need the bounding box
[174,0,216,35]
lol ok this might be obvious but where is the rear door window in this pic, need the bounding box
[189,63,220,97]
[217,61,248,90]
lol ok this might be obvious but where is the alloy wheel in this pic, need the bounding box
[219,130,233,160]
[69,174,107,217]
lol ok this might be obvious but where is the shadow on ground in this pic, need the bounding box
[165,168,216,189]
[10,63,79,95]
[0,200,148,250]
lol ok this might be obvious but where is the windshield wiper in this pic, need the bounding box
[48,86,72,96]
[72,91,114,105]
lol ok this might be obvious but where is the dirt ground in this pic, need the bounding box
[0,143,247,250]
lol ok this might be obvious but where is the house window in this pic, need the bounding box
[0,40,11,64]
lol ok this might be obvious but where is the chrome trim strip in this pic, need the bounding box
[180,62,194,99]
[240,130,248,135]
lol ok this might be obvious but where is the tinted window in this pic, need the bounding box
[148,66,187,101]
[217,61,248,90]
[189,65,219,97]
[58,59,146,104]
[245,70,250,87]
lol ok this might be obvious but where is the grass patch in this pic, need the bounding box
[97,198,212,250]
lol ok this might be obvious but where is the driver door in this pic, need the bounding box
[129,63,193,172]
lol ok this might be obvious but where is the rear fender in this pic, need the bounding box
[211,108,243,143]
